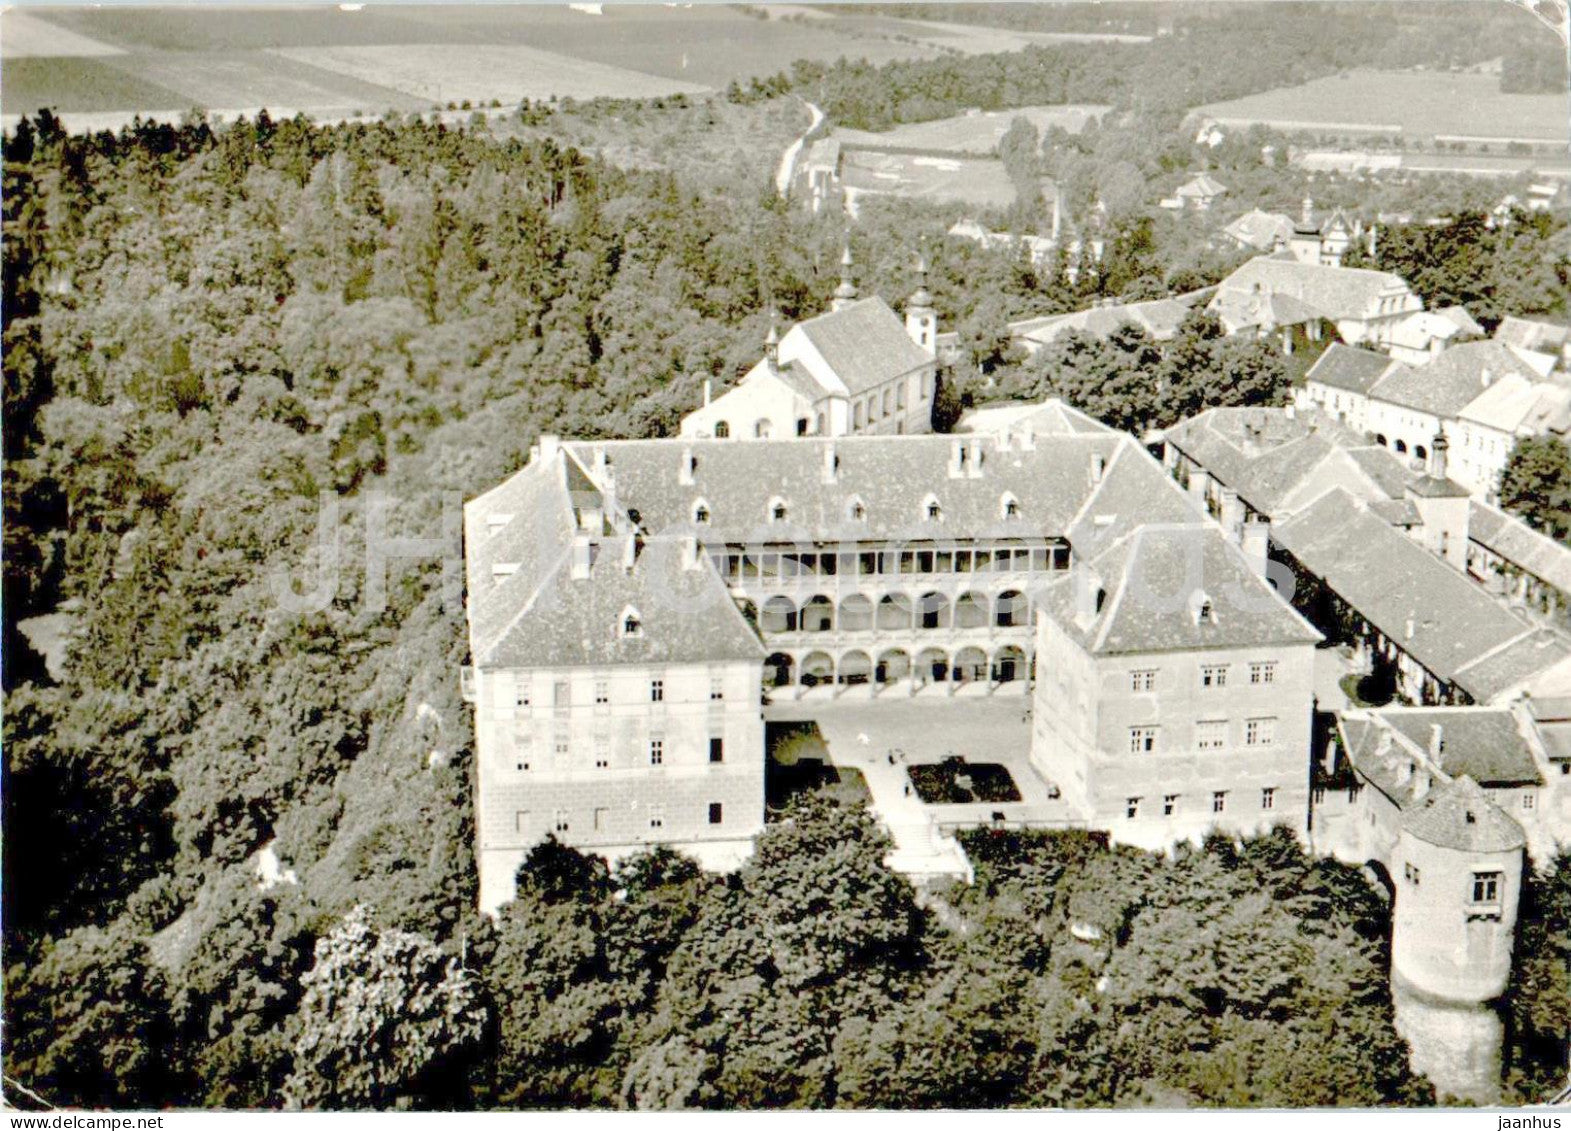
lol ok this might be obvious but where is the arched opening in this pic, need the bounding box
[839,650,873,685]
[755,419,772,439]
[801,595,834,633]
[761,596,797,634]
[919,591,950,630]
[1415,444,1427,462]
[764,652,794,688]
[994,645,1027,683]
[955,591,989,629]
[954,646,989,683]
[714,420,730,439]
[916,647,950,684]
[876,649,911,684]
[1363,859,1395,906]
[877,593,914,631]
[996,590,1029,628]
[1374,433,1386,446]
[800,651,834,688]
[839,594,873,631]
[1394,439,1407,454]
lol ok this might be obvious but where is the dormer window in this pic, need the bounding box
[1001,493,1021,521]
[923,494,942,522]
[847,497,866,522]
[620,606,643,638]
[693,500,711,525]
[1194,593,1217,625]
[768,497,788,523]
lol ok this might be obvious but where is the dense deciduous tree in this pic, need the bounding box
[1498,435,1571,542]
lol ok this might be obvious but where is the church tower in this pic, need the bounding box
[830,243,859,313]
[905,255,937,357]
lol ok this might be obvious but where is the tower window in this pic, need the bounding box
[1163,794,1178,816]
[649,739,664,766]
[1126,797,1141,819]
[1212,791,1228,813]
[650,679,664,703]
[710,737,724,763]
[709,802,723,825]
[1470,871,1501,905]
[1261,787,1276,810]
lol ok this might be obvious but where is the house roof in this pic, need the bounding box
[1211,255,1413,323]
[1495,316,1570,355]
[1387,310,1468,353]
[464,449,763,670]
[1010,290,1209,347]
[1305,343,1401,396]
[1223,209,1296,252]
[558,431,1196,550]
[1435,306,1484,337]
[1273,489,1566,701]
[1402,776,1526,853]
[1212,288,1325,333]
[1368,340,1541,419]
[1363,707,1542,787]
[1164,406,1410,518]
[786,296,932,397]
[1457,374,1571,437]
[1178,173,1227,198]
[958,397,1114,438]
[1036,522,1320,657]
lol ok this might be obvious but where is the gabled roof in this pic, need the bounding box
[1368,340,1541,419]
[958,397,1114,438]
[1456,373,1571,437]
[1223,209,1295,252]
[1364,707,1542,787]
[1434,306,1484,338]
[1468,500,1571,593]
[1212,255,1413,323]
[785,296,932,397]
[1036,522,1321,657]
[1273,489,1567,702]
[1010,290,1209,347]
[1211,288,1325,333]
[1177,173,1227,198]
[1387,310,1469,353]
[1494,316,1570,355]
[1305,343,1402,396]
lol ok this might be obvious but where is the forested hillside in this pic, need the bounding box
[3,96,1567,1110]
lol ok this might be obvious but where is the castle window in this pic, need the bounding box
[923,495,942,522]
[1130,669,1156,693]
[1163,794,1178,816]
[1261,787,1276,810]
[1249,661,1277,684]
[1002,494,1021,520]
[650,679,664,703]
[553,810,570,833]
[555,738,569,760]
[709,802,724,825]
[714,421,730,439]
[1197,720,1227,750]
[1470,871,1501,905]
[1126,797,1141,819]
[710,737,724,763]
[649,805,665,830]
[1128,726,1158,755]
[1212,791,1228,814]
[1194,594,1217,625]
[1201,665,1228,688]
[754,419,772,439]
[769,497,788,523]
[649,738,664,766]
[595,680,610,705]
[847,497,867,522]
[1405,862,1421,886]
[1245,718,1275,747]
[710,677,724,700]
[621,608,643,637]
[1523,792,1536,811]
[595,739,609,769]
[514,677,531,708]
[693,501,711,524]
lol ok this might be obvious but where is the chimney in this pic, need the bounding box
[1481,366,1493,388]
[821,442,839,484]
[681,534,701,571]
[1018,426,1035,451]
[765,318,780,374]
[1405,616,1415,641]
[622,531,639,573]
[593,445,609,478]
[1396,759,1413,785]
[1073,567,1105,630]
[537,434,560,465]
[1090,452,1106,485]
[949,439,966,479]
[967,436,985,478]
[1430,430,1449,481]
[570,534,593,580]
[703,378,712,407]
[1413,770,1430,800]
[1284,403,1296,420]
[1242,518,1270,578]
[1429,723,1444,760]
[679,446,696,486]
[1301,196,1314,226]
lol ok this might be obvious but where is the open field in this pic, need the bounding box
[840,148,1017,210]
[835,104,1110,154]
[1,8,125,57]
[2,57,193,115]
[1199,69,1567,144]
[129,50,426,114]
[274,43,708,105]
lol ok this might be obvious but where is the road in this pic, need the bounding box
[775,97,824,198]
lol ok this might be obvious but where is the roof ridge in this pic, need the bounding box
[473,457,577,665]
[1452,624,1541,678]
[1090,528,1141,652]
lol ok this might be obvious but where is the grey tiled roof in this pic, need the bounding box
[1364,707,1542,787]
[958,397,1114,437]
[1495,316,1570,354]
[1368,341,1541,419]
[1212,255,1412,323]
[1304,343,1401,395]
[1010,291,1207,346]
[1223,209,1295,252]
[1037,522,1320,657]
[792,297,932,396]
[1402,776,1525,853]
[1212,288,1325,331]
[1274,489,1565,701]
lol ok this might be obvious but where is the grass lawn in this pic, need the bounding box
[765,720,872,812]
[908,757,1022,804]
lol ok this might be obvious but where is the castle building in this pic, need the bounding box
[679,254,939,442]
[1031,523,1322,849]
